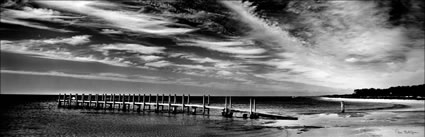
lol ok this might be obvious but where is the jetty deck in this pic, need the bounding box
[57,93,298,120]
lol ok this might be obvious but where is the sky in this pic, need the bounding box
[1,0,424,95]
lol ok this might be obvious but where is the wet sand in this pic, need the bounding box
[264,98,425,137]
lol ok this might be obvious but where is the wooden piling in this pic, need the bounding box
[168,94,171,113]
[58,93,61,107]
[229,96,232,108]
[137,94,141,112]
[187,94,190,104]
[249,98,252,114]
[161,94,164,110]
[224,96,227,111]
[207,95,210,114]
[68,93,72,107]
[174,94,177,104]
[148,94,151,110]
[182,94,185,112]
[187,94,190,113]
[202,95,206,115]
[63,93,66,106]
[112,94,116,109]
[161,94,164,104]
[95,94,99,109]
[142,94,146,111]
[207,95,210,106]
[82,94,85,108]
[75,94,79,107]
[88,94,92,108]
[103,94,107,109]
[132,94,135,111]
[156,94,159,112]
[253,98,256,112]
[122,94,126,111]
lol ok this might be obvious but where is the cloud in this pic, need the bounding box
[222,1,424,89]
[37,1,195,35]
[179,39,266,55]
[170,53,221,63]
[139,55,163,62]
[91,43,166,55]
[0,7,80,32]
[0,18,72,33]
[145,60,173,68]
[0,70,172,85]
[100,29,123,34]
[0,36,135,67]
[42,35,91,45]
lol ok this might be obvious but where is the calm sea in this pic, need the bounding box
[0,95,399,137]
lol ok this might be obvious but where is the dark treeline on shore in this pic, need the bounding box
[325,84,425,99]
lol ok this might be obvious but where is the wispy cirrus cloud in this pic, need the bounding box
[91,43,166,55]
[222,1,424,89]
[0,7,80,32]
[178,39,266,55]
[42,35,91,45]
[0,36,132,67]
[100,29,123,34]
[36,1,195,35]
[0,70,180,86]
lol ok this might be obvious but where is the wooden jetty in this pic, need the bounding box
[57,93,297,120]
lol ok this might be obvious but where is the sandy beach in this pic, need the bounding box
[264,97,425,137]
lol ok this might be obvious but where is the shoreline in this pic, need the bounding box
[319,97,425,104]
[319,97,425,112]
[262,97,425,137]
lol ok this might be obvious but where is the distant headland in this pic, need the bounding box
[324,84,425,100]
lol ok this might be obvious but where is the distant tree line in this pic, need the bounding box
[325,84,424,99]
[353,84,424,97]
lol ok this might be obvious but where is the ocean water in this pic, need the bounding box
[0,95,410,137]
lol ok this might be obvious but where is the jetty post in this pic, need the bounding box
[142,94,146,111]
[340,101,345,113]
[103,94,107,109]
[253,98,256,112]
[207,95,210,114]
[82,94,85,108]
[118,94,121,109]
[137,94,141,112]
[224,96,227,111]
[75,94,79,107]
[132,94,135,111]
[187,94,190,113]
[95,94,99,109]
[122,94,126,111]
[174,94,177,104]
[127,94,131,111]
[173,94,177,113]
[67,93,71,107]
[182,94,185,112]
[88,94,92,108]
[148,94,152,110]
[168,94,171,113]
[112,94,116,110]
[202,95,206,115]
[63,93,66,106]
[229,96,232,108]
[249,98,252,114]
[58,93,62,107]
[161,94,165,110]
[155,94,159,112]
